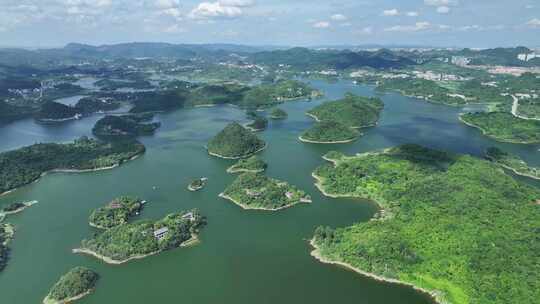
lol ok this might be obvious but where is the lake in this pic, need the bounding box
[0,79,538,304]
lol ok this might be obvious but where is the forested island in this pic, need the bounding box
[75,97,121,114]
[1,201,38,215]
[0,136,145,195]
[74,210,205,264]
[460,112,540,143]
[220,172,311,210]
[300,121,361,144]
[0,223,14,272]
[89,197,145,229]
[269,108,288,120]
[43,267,99,304]
[307,93,384,128]
[0,101,35,124]
[188,178,208,191]
[207,122,266,159]
[36,101,81,122]
[227,156,267,173]
[485,147,540,179]
[311,144,540,304]
[92,114,161,138]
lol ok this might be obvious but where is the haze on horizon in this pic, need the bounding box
[0,0,539,49]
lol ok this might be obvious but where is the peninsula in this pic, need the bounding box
[207,122,266,159]
[220,172,311,210]
[74,210,205,264]
[43,267,99,304]
[485,147,540,179]
[0,136,145,195]
[300,121,361,144]
[89,197,145,229]
[92,114,161,138]
[311,144,540,304]
[460,112,540,144]
[1,201,38,216]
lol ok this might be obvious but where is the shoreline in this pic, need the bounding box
[459,114,540,144]
[226,166,265,174]
[309,239,445,304]
[207,143,267,160]
[219,193,310,211]
[299,135,358,144]
[43,289,93,304]
[0,154,142,197]
[485,156,540,180]
[305,113,378,129]
[1,200,38,216]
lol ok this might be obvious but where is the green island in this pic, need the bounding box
[460,112,540,144]
[0,136,145,195]
[227,156,267,173]
[207,122,266,159]
[75,97,121,114]
[269,108,288,120]
[188,178,208,191]
[300,121,361,144]
[89,197,145,229]
[0,223,14,272]
[43,267,99,304]
[1,200,38,215]
[245,116,268,132]
[95,79,153,91]
[0,101,34,124]
[92,114,161,138]
[485,147,540,180]
[73,210,205,264]
[36,101,81,122]
[307,93,384,128]
[239,79,322,108]
[220,172,311,211]
[311,144,540,304]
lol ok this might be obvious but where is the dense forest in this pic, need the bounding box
[0,224,13,272]
[0,136,145,194]
[307,93,383,128]
[227,156,267,173]
[0,101,35,124]
[485,147,540,179]
[246,116,268,131]
[92,114,161,138]
[36,101,80,121]
[89,197,145,229]
[312,144,540,304]
[43,267,99,303]
[75,97,121,114]
[460,112,540,143]
[301,121,360,143]
[80,211,205,262]
[269,108,288,120]
[222,172,311,210]
[207,122,266,158]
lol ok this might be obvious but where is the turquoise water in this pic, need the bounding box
[0,79,538,303]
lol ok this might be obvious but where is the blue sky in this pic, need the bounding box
[0,0,539,48]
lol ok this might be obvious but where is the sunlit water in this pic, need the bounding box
[0,79,538,304]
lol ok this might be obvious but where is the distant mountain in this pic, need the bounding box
[250,47,415,70]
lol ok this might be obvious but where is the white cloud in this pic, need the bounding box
[163,24,186,33]
[162,7,182,20]
[527,18,540,28]
[385,21,431,32]
[360,26,373,35]
[406,11,419,17]
[154,0,180,9]
[437,6,450,14]
[189,1,244,19]
[382,9,399,16]
[313,21,330,28]
[218,0,254,7]
[458,24,481,31]
[331,14,347,21]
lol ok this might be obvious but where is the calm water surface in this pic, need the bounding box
[0,79,538,304]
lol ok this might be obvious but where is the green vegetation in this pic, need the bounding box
[517,98,540,119]
[269,108,288,120]
[185,83,246,107]
[307,93,383,128]
[0,136,145,194]
[227,156,267,173]
[246,116,268,131]
[0,101,34,123]
[92,115,161,137]
[485,147,540,179]
[37,101,80,121]
[221,172,311,210]
[129,90,187,113]
[312,144,540,304]
[89,197,145,229]
[460,112,540,143]
[75,97,120,114]
[207,122,266,159]
[77,211,205,263]
[1,202,25,213]
[240,80,320,108]
[43,267,98,304]
[188,178,208,191]
[95,79,153,91]
[300,121,361,143]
